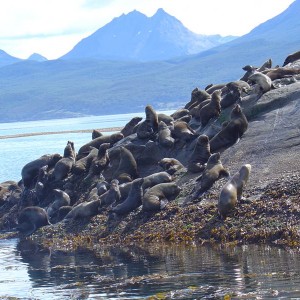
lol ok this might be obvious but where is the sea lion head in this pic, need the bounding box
[207,152,221,165]
[231,104,242,117]
[239,164,251,180]
[197,135,209,145]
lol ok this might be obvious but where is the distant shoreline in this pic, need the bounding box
[0,127,123,140]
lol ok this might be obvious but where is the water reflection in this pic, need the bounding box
[1,239,300,299]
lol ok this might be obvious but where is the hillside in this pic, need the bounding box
[0,1,299,122]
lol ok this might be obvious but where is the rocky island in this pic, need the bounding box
[1,50,300,251]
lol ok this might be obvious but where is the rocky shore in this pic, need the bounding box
[1,51,300,252]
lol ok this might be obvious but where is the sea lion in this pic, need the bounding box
[257,58,272,71]
[184,88,211,110]
[240,65,258,82]
[136,119,155,140]
[64,199,100,220]
[172,121,197,143]
[92,130,103,139]
[248,72,272,93]
[218,164,251,219]
[283,50,300,66]
[111,178,144,215]
[189,99,211,120]
[96,180,109,196]
[142,171,173,190]
[265,67,300,81]
[86,143,110,178]
[186,153,230,202]
[112,146,138,182]
[73,147,98,175]
[142,182,181,212]
[220,86,242,109]
[158,158,185,175]
[121,116,143,137]
[145,105,159,133]
[157,121,175,148]
[47,189,71,218]
[16,206,51,236]
[199,89,222,126]
[187,135,211,173]
[21,153,62,188]
[57,206,72,222]
[170,108,190,120]
[158,113,174,125]
[99,179,121,207]
[53,141,76,181]
[205,83,226,94]
[78,132,124,157]
[210,104,248,153]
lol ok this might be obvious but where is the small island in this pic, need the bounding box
[1,50,300,252]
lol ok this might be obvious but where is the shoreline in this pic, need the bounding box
[0,127,123,140]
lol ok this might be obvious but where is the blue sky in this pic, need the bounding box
[0,0,295,59]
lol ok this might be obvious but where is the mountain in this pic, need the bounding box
[27,53,48,62]
[0,2,299,122]
[60,8,237,62]
[0,50,22,68]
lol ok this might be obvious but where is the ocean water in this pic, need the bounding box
[0,111,173,183]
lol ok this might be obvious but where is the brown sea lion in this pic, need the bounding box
[158,113,174,125]
[86,143,110,178]
[158,158,185,175]
[142,171,173,190]
[142,182,181,212]
[92,129,103,139]
[199,90,222,127]
[53,141,76,181]
[146,105,159,132]
[186,153,230,202]
[220,85,242,109]
[187,135,211,173]
[136,119,155,139]
[218,164,251,219]
[189,99,211,120]
[184,88,211,110]
[111,178,144,215]
[121,116,143,137]
[64,199,100,220]
[21,153,62,188]
[240,65,258,82]
[172,121,197,143]
[78,132,124,157]
[210,104,248,153]
[157,121,175,148]
[170,108,190,120]
[205,83,226,94]
[47,189,71,218]
[283,50,300,66]
[112,146,138,182]
[265,67,300,80]
[73,147,98,175]
[99,179,121,207]
[16,206,51,236]
[257,58,272,71]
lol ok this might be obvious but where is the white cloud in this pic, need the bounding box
[0,0,295,59]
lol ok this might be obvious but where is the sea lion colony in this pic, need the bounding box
[0,50,300,239]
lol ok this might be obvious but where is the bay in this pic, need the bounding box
[0,111,174,183]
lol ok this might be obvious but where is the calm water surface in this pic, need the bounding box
[0,112,173,182]
[0,239,300,299]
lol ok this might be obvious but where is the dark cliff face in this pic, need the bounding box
[60,8,236,62]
